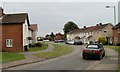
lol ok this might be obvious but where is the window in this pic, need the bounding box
[91,32,92,35]
[87,45,98,49]
[117,28,120,33]
[6,39,12,47]
[88,32,89,35]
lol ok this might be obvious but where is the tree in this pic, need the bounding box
[45,34,50,38]
[63,21,79,38]
[50,32,55,37]
[98,37,107,45]
[50,32,55,41]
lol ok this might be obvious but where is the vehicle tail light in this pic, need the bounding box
[83,50,89,53]
[93,50,100,54]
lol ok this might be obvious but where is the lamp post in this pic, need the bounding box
[106,5,117,48]
[106,6,116,25]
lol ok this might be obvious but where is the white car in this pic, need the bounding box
[66,40,75,45]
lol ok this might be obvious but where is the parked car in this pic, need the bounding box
[66,40,75,45]
[54,40,65,43]
[54,40,58,43]
[74,40,83,45]
[58,40,65,42]
[82,44,105,60]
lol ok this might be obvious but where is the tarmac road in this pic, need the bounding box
[5,44,118,70]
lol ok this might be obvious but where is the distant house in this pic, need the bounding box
[54,33,63,40]
[0,8,31,52]
[112,22,120,45]
[28,24,38,45]
[67,23,113,44]
[67,29,80,41]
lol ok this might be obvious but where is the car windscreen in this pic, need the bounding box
[86,45,99,49]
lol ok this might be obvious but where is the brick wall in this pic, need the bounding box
[112,29,120,44]
[2,24,23,52]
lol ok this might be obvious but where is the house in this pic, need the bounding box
[28,24,38,45]
[67,23,113,44]
[67,29,81,40]
[112,22,120,45]
[0,8,31,52]
[54,33,64,40]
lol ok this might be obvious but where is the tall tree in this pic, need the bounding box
[50,32,55,38]
[63,21,79,38]
[50,32,55,41]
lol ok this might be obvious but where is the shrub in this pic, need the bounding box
[98,37,107,45]
[32,42,42,47]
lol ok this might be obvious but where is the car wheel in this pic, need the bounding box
[83,55,86,59]
[102,52,105,57]
[98,54,103,60]
[83,56,86,59]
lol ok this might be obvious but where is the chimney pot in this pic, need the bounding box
[84,26,86,28]
[0,7,4,17]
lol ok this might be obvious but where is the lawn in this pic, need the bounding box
[1,52,25,63]
[34,44,73,59]
[29,43,48,52]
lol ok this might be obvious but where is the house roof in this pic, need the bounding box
[113,22,120,28]
[67,29,81,34]
[1,13,30,25]
[81,23,111,32]
[67,23,112,34]
[29,24,38,31]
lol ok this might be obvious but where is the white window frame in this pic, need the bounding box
[6,39,13,47]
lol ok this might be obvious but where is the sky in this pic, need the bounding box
[0,0,120,37]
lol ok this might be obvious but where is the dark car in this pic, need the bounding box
[82,44,105,60]
[74,40,83,45]
[58,40,65,42]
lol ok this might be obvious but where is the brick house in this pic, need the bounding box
[112,22,120,45]
[54,33,63,40]
[0,8,31,52]
[67,23,113,44]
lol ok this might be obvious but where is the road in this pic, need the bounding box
[5,44,118,70]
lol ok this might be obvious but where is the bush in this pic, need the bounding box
[32,42,42,47]
[98,37,107,45]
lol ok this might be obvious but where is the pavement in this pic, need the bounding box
[2,44,55,69]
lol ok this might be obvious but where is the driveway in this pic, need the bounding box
[5,44,118,70]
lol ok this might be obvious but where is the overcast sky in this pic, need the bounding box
[0,0,120,37]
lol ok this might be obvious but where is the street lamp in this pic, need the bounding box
[106,6,116,25]
[106,5,117,48]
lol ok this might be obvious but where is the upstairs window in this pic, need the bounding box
[6,39,13,47]
[117,28,120,33]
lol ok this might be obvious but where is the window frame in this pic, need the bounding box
[6,39,13,47]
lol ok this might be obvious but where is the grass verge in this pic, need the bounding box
[104,45,120,72]
[29,43,48,52]
[34,44,73,59]
[1,52,25,63]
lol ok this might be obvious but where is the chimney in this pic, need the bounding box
[84,26,86,28]
[0,7,4,17]
[99,23,102,26]
[96,24,99,26]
